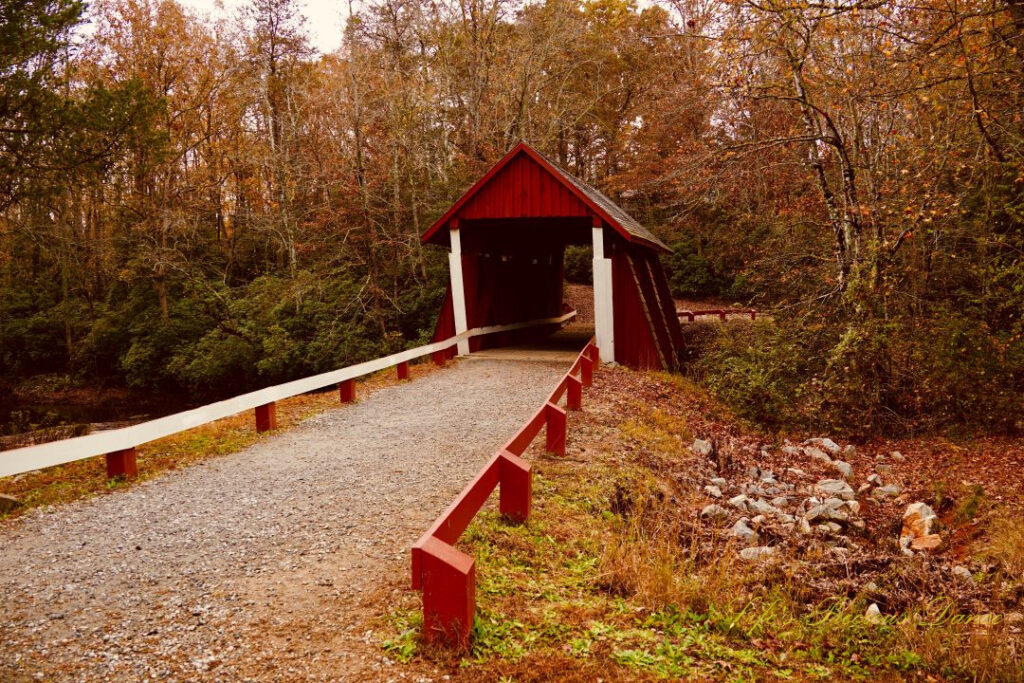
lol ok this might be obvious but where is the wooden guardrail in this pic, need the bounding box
[0,311,578,480]
[411,338,599,648]
[677,308,757,322]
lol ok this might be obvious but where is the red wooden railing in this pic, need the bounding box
[677,308,757,322]
[410,339,599,648]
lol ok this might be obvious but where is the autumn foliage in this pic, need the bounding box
[0,0,1022,433]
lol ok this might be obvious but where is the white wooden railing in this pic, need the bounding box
[0,311,577,478]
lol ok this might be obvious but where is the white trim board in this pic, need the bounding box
[0,311,577,478]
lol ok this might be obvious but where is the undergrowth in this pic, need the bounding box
[384,375,1024,681]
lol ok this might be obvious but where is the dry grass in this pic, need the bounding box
[382,367,1024,681]
[985,515,1024,577]
[0,361,439,520]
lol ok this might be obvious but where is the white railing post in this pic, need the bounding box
[449,221,471,356]
[592,221,615,363]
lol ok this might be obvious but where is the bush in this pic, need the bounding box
[564,245,592,284]
[693,311,1024,436]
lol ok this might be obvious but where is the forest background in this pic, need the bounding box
[2,0,1022,436]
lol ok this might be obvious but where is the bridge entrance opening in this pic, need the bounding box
[423,143,684,370]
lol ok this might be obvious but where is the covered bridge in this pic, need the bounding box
[423,142,683,370]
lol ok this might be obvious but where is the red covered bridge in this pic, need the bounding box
[424,142,683,370]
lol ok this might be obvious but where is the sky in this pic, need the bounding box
[177,0,350,54]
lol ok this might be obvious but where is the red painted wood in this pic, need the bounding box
[498,451,531,523]
[427,455,502,546]
[581,355,594,387]
[339,379,355,403]
[503,408,546,456]
[422,143,666,251]
[105,447,138,479]
[397,361,411,380]
[418,536,475,648]
[567,375,582,411]
[545,402,566,455]
[254,402,277,432]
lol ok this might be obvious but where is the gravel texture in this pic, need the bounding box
[0,357,570,681]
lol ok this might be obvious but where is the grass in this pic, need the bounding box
[383,371,1024,682]
[0,361,438,520]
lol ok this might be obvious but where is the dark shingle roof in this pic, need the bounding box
[532,147,669,252]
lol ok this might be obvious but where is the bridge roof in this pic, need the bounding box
[421,142,670,253]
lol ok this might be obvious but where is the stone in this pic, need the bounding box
[739,546,777,561]
[804,446,833,464]
[781,445,802,457]
[865,603,885,625]
[806,499,849,524]
[710,477,728,489]
[876,464,893,476]
[807,437,842,455]
[910,534,942,551]
[700,504,730,523]
[748,498,779,517]
[760,470,777,483]
[845,500,861,515]
[902,502,938,538]
[691,439,713,457]
[831,460,854,480]
[0,494,21,514]
[815,479,856,501]
[771,496,789,508]
[871,484,902,500]
[731,518,758,545]
[704,485,723,499]
[867,473,882,486]
[842,444,857,458]
[785,467,806,479]
[751,514,767,526]
[857,483,872,495]
[890,451,905,461]
[746,465,761,479]
[728,494,750,512]
[952,566,975,584]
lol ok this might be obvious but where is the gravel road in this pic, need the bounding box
[0,357,570,682]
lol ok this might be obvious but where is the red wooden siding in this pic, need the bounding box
[458,153,590,220]
[611,243,683,371]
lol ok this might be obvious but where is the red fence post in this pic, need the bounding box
[105,447,138,479]
[420,537,475,649]
[498,451,531,523]
[581,355,593,388]
[255,402,277,432]
[339,379,355,403]
[718,311,727,321]
[567,375,582,411]
[750,309,757,321]
[545,402,566,455]
[397,361,411,380]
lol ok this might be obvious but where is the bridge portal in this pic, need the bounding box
[422,143,683,370]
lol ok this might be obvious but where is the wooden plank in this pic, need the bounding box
[0,311,577,478]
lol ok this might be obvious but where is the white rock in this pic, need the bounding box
[704,485,722,499]
[738,546,776,561]
[728,494,750,512]
[785,467,806,479]
[871,484,902,500]
[730,518,758,545]
[890,451,905,461]
[902,502,938,538]
[710,477,728,488]
[842,444,856,458]
[700,504,730,523]
[748,499,779,516]
[804,447,833,464]
[815,479,856,501]
[865,603,884,624]
[867,474,882,486]
[807,437,842,454]
[952,566,975,584]
[691,439,713,457]
[832,460,854,480]
[781,446,802,457]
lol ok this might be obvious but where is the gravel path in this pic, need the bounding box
[0,357,570,682]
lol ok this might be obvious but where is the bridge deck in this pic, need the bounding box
[467,324,595,363]
[0,355,572,681]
